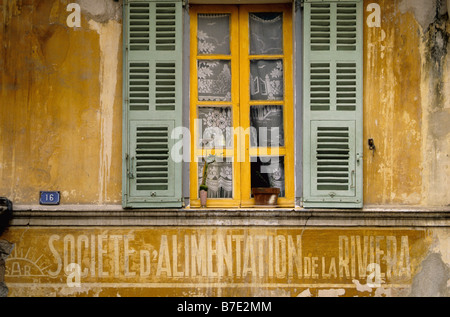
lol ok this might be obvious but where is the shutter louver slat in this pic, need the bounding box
[136,126,170,191]
[155,62,176,111]
[129,121,176,198]
[311,121,356,199]
[129,62,150,111]
[155,3,177,51]
[336,3,357,51]
[310,3,331,51]
[129,3,151,51]
[316,126,350,191]
[336,62,357,111]
[310,63,331,111]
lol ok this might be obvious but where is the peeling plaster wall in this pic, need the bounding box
[419,1,450,206]
[363,0,450,206]
[410,228,450,297]
[76,0,122,23]
[0,0,448,300]
[0,0,123,205]
[0,0,449,207]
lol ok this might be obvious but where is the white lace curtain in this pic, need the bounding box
[195,12,286,199]
[249,12,283,55]
[250,105,284,147]
[198,60,232,102]
[198,107,233,149]
[197,12,283,56]
[198,160,233,198]
[250,60,284,101]
[197,14,230,55]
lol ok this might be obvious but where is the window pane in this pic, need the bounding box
[251,156,285,197]
[250,105,284,147]
[249,12,283,55]
[198,60,232,101]
[198,158,233,198]
[250,59,283,101]
[198,14,231,55]
[198,106,233,149]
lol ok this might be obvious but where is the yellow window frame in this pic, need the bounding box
[189,4,294,208]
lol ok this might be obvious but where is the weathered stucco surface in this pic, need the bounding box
[0,0,448,207]
[0,0,449,207]
[0,1,448,298]
[409,228,450,297]
[0,0,123,205]
[363,0,450,206]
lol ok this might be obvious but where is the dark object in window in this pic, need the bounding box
[251,157,285,197]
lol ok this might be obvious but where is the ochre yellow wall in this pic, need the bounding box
[363,0,450,207]
[0,0,449,207]
[0,1,123,205]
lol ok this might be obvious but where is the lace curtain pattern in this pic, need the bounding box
[198,107,233,148]
[198,160,233,198]
[197,15,232,102]
[198,60,232,101]
[198,14,231,55]
[249,12,283,55]
[250,105,284,147]
[194,11,287,201]
[250,60,284,101]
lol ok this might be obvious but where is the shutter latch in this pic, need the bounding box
[368,138,376,157]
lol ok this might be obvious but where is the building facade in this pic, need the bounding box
[0,0,449,297]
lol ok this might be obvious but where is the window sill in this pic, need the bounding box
[8,204,450,227]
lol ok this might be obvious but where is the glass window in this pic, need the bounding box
[198,60,232,102]
[249,12,283,55]
[250,60,284,101]
[198,14,231,55]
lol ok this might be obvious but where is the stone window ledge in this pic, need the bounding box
[6,204,450,228]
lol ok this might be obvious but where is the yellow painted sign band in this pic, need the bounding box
[3,227,430,297]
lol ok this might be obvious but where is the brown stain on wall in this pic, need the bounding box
[0,0,122,205]
[421,0,450,206]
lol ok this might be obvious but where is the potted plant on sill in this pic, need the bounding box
[252,171,280,206]
[199,154,215,208]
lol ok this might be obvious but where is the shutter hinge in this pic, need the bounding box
[356,153,363,165]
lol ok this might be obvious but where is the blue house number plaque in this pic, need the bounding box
[40,191,61,205]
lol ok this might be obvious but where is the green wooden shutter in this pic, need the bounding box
[303,0,363,208]
[123,0,183,208]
